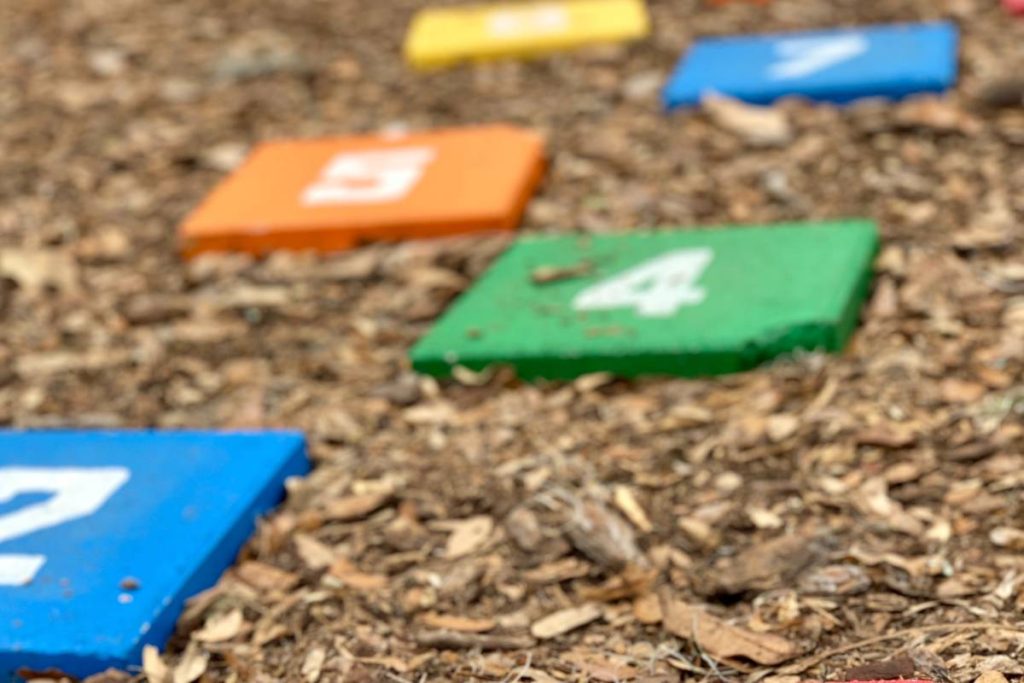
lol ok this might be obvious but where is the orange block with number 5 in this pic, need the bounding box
[179,125,546,257]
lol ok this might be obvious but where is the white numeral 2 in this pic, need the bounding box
[301,147,436,206]
[572,247,713,318]
[767,34,868,81]
[0,467,130,586]
[488,5,569,37]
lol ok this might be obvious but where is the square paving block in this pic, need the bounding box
[404,0,649,69]
[411,220,879,379]
[179,125,545,257]
[0,430,308,680]
[663,21,958,108]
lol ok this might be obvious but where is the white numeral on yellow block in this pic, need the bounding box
[487,5,569,37]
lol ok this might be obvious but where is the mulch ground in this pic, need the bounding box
[2,0,1024,681]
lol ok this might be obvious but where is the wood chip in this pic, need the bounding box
[530,604,603,640]
[444,515,494,559]
[322,492,391,521]
[613,485,653,533]
[192,608,245,643]
[660,595,799,665]
[412,630,536,651]
[420,613,497,633]
[235,560,300,592]
[142,645,170,683]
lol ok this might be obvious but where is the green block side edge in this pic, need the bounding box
[410,221,880,380]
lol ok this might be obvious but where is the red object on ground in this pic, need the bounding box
[1005,0,1024,14]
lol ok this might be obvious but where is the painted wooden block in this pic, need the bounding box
[179,125,545,257]
[1005,0,1024,14]
[404,0,649,70]
[0,430,308,680]
[663,21,958,108]
[411,221,879,379]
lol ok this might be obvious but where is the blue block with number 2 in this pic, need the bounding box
[663,21,959,108]
[0,430,308,680]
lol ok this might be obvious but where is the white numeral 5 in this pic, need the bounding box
[572,247,713,318]
[301,147,435,206]
[0,467,130,586]
[767,34,868,81]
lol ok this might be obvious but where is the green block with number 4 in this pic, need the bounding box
[411,220,879,379]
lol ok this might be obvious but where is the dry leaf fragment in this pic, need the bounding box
[702,92,792,146]
[444,516,494,559]
[322,492,390,521]
[566,499,640,570]
[798,564,871,596]
[633,593,663,624]
[142,645,170,683]
[531,260,593,284]
[172,644,209,683]
[530,603,603,639]
[613,485,653,533]
[294,533,337,570]
[193,608,245,643]
[328,557,388,590]
[578,565,658,602]
[843,653,916,680]
[236,560,300,591]
[0,249,78,294]
[660,596,799,665]
[855,426,916,448]
[413,629,535,650]
[302,646,327,683]
[990,527,1024,549]
[766,414,800,442]
[696,532,819,597]
[505,506,543,551]
[420,612,496,633]
[977,673,1010,683]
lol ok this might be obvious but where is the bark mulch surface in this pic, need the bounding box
[2,0,1024,681]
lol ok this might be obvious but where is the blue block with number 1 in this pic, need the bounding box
[0,430,308,680]
[663,21,958,108]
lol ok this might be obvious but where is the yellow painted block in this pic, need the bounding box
[405,0,650,69]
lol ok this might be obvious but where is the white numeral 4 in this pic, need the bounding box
[0,467,130,586]
[301,147,435,206]
[767,34,868,81]
[572,247,713,318]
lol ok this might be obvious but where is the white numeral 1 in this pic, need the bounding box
[488,5,569,37]
[767,34,868,81]
[301,147,436,206]
[0,467,130,586]
[572,247,714,318]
